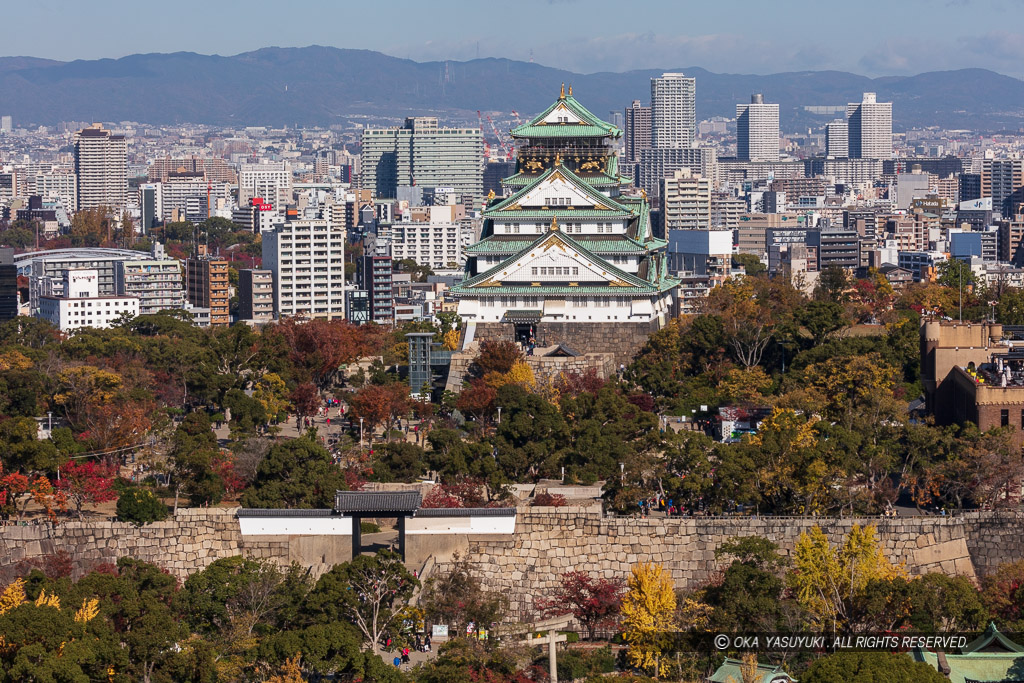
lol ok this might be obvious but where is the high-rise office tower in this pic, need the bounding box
[0,116,11,134]
[651,73,696,149]
[825,120,849,158]
[0,248,17,321]
[238,161,292,210]
[846,93,892,160]
[73,125,127,211]
[624,100,652,163]
[238,269,275,322]
[361,117,483,205]
[660,168,712,230]
[736,94,779,162]
[262,218,347,320]
[982,159,1024,218]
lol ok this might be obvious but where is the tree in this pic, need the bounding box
[536,571,624,641]
[289,382,321,423]
[240,435,347,509]
[371,442,427,483]
[0,417,63,474]
[621,561,676,677]
[455,378,497,423]
[304,550,418,656]
[116,487,168,525]
[789,524,905,634]
[702,277,799,370]
[801,652,947,683]
[797,300,849,345]
[980,559,1024,630]
[937,258,977,291]
[178,556,298,639]
[347,382,413,441]
[472,339,523,376]
[815,266,850,302]
[55,460,118,519]
[905,573,986,632]
[168,412,224,510]
[996,287,1024,325]
[421,553,507,637]
[267,318,385,389]
[733,253,766,277]
[267,654,304,683]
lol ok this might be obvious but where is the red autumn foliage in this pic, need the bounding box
[625,392,656,413]
[421,478,487,508]
[455,378,497,422]
[347,383,413,437]
[553,368,608,397]
[290,382,321,421]
[535,570,625,640]
[55,460,118,519]
[532,492,567,507]
[268,318,386,388]
[212,450,245,498]
[472,339,523,377]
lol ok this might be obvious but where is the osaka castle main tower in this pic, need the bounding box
[451,86,678,363]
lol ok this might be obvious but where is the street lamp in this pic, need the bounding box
[497,406,502,425]
[359,417,364,450]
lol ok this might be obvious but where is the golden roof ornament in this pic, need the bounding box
[487,189,496,201]
[554,152,562,166]
[568,84,573,96]
[550,216,559,231]
[559,83,565,99]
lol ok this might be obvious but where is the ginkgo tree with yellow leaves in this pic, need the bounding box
[789,524,906,635]
[621,561,677,678]
[0,576,120,682]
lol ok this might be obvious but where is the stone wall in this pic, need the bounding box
[443,342,615,393]
[472,321,658,367]
[0,508,287,583]
[439,508,995,618]
[5,507,1024,619]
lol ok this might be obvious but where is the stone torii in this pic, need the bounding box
[508,614,574,683]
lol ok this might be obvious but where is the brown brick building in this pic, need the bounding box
[185,247,230,326]
[922,318,1024,448]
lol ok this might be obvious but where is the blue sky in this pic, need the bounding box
[9,0,1024,77]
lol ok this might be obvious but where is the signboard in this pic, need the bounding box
[431,624,449,638]
[958,198,992,212]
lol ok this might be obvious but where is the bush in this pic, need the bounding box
[534,492,567,507]
[360,521,381,534]
[116,487,169,525]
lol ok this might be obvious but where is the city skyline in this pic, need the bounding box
[3,0,1024,79]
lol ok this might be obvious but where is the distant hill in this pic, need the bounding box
[1,46,1022,131]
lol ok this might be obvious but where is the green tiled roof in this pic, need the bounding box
[510,93,621,139]
[709,658,795,683]
[512,124,617,138]
[451,229,663,295]
[483,209,632,219]
[503,171,622,188]
[466,235,649,254]
[457,284,667,295]
[486,162,635,216]
[911,651,1024,683]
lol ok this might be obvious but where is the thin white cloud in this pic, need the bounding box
[389,29,1024,79]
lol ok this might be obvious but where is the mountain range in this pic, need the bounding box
[1,46,1023,131]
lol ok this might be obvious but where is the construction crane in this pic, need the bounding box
[477,111,491,160]
[485,114,512,158]
[510,110,523,127]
